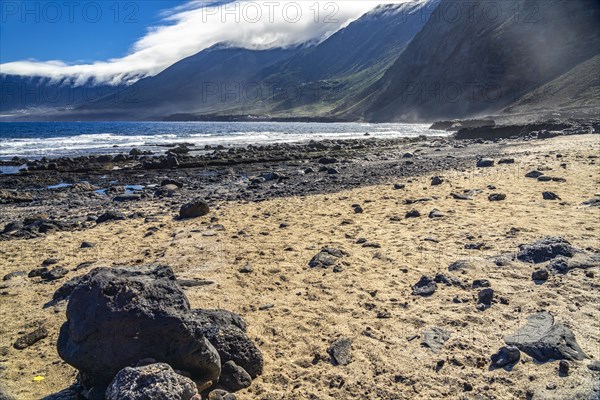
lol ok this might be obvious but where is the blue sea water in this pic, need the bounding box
[0,121,447,160]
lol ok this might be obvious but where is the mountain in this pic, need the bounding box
[46,0,438,120]
[73,44,299,120]
[502,54,600,120]
[352,0,600,122]
[0,74,124,116]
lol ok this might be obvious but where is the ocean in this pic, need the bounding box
[0,121,447,160]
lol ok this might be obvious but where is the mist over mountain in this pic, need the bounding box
[1,0,598,122]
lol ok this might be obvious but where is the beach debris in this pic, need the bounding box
[504,312,587,362]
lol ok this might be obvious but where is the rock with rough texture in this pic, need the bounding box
[412,276,437,296]
[542,191,561,200]
[405,210,420,218]
[308,247,347,268]
[431,176,444,186]
[476,158,494,167]
[329,338,352,366]
[55,265,263,391]
[13,327,48,350]
[490,346,520,368]
[532,269,549,282]
[421,327,451,353]
[41,267,69,281]
[488,193,506,201]
[179,199,210,218]
[525,170,544,178]
[105,363,198,400]
[96,211,126,224]
[504,312,587,362]
[517,237,576,263]
[547,253,600,274]
[208,390,236,400]
[477,288,494,306]
[219,361,252,392]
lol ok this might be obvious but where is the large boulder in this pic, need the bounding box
[504,312,587,362]
[55,265,262,393]
[517,237,577,263]
[105,363,199,400]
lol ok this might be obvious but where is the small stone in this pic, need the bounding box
[472,279,490,288]
[412,276,437,296]
[477,288,494,307]
[41,266,69,281]
[421,327,451,353]
[3,271,26,281]
[428,209,445,218]
[179,199,210,218]
[490,346,520,368]
[546,382,557,390]
[405,210,420,218]
[13,327,48,350]
[476,158,494,167]
[80,241,95,248]
[488,193,506,201]
[542,191,561,200]
[42,258,58,266]
[329,338,352,366]
[558,360,570,376]
[28,267,48,278]
[208,389,236,400]
[532,269,549,282]
[431,176,444,186]
[587,361,600,371]
[393,184,405,190]
[525,170,544,178]
[352,205,363,213]
[239,263,253,273]
[219,360,252,392]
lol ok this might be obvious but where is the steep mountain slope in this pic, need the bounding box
[76,44,299,119]
[352,0,600,121]
[77,0,438,120]
[502,54,600,120]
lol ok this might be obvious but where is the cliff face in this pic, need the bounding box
[356,0,600,122]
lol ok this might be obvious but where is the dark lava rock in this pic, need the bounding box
[3,271,26,281]
[80,241,95,249]
[542,191,561,200]
[490,346,520,368]
[525,170,544,178]
[208,389,236,400]
[105,363,198,400]
[161,179,183,188]
[421,327,451,353]
[431,176,444,186]
[559,360,570,377]
[318,157,337,165]
[393,184,406,190]
[472,279,490,288]
[327,168,339,175]
[96,211,126,224]
[428,209,445,218]
[41,267,69,281]
[352,204,363,214]
[451,192,472,200]
[488,193,506,201]
[547,253,600,274]
[517,237,576,263]
[28,267,49,278]
[477,288,494,307]
[179,199,210,219]
[113,194,141,202]
[2,221,23,234]
[532,269,549,282]
[588,361,600,371]
[308,247,347,268]
[412,276,437,296]
[129,148,143,156]
[238,264,253,274]
[42,258,59,266]
[499,158,515,164]
[448,259,473,271]
[219,360,252,392]
[476,158,494,167]
[581,198,600,207]
[328,338,351,366]
[405,210,421,218]
[13,327,48,350]
[504,312,587,362]
[55,265,263,390]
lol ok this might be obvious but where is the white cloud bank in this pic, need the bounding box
[0,1,415,85]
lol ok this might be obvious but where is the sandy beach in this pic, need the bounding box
[1,134,599,400]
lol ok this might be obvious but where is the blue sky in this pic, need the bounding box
[0,1,403,83]
[0,1,181,63]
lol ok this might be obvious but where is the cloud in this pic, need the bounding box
[0,1,412,85]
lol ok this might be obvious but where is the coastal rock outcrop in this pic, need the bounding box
[55,265,262,396]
